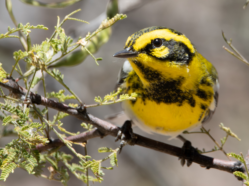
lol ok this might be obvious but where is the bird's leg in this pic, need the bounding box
[177,135,199,167]
[115,120,137,153]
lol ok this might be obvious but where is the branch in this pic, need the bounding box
[0,78,246,177]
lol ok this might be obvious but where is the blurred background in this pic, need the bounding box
[1,0,249,185]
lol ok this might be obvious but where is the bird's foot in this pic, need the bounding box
[179,140,199,167]
[115,120,137,153]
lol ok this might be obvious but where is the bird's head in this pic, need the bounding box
[114,27,198,84]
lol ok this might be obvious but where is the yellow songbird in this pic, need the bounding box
[113,27,219,142]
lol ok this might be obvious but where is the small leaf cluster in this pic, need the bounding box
[21,0,81,8]
[98,147,118,167]
[47,90,75,102]
[50,127,118,184]
[0,103,48,181]
[219,123,241,141]
[0,64,8,82]
[0,23,48,40]
[93,88,137,107]
[81,123,93,131]
[0,145,41,181]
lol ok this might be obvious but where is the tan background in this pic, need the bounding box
[0,0,249,185]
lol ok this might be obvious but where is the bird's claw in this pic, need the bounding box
[179,140,199,167]
[115,120,137,153]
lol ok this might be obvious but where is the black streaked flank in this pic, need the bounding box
[196,89,212,100]
[188,97,196,107]
[200,76,213,86]
[200,104,207,110]
[128,61,197,107]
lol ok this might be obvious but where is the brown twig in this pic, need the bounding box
[0,78,246,177]
[201,126,231,160]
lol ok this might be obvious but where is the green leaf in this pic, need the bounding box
[219,123,241,141]
[0,63,8,83]
[57,112,69,120]
[47,89,75,102]
[106,0,119,18]
[50,69,64,81]
[92,88,137,107]
[233,171,248,180]
[227,153,245,163]
[58,167,70,186]
[81,123,93,131]
[90,161,100,175]
[102,166,113,170]
[28,155,38,168]
[99,14,127,30]
[21,0,81,8]
[1,150,16,168]
[71,163,85,172]
[0,23,47,40]
[5,0,12,13]
[32,161,45,176]
[41,41,51,53]
[24,162,34,174]
[13,50,28,61]
[3,115,14,126]
[109,152,118,167]
[220,136,226,145]
[98,147,112,153]
[27,34,32,51]
[94,96,102,103]
[29,122,42,128]
[61,153,73,162]
[30,76,42,88]
[245,180,249,186]
[45,156,58,170]
[0,162,17,181]
[67,17,89,24]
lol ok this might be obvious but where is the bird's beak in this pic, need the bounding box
[113,48,138,58]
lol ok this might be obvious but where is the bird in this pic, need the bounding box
[113,26,219,162]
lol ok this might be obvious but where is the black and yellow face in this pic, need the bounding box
[114,26,196,65]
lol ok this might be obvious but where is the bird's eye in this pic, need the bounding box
[152,38,163,47]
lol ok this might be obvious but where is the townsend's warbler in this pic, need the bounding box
[113,26,219,138]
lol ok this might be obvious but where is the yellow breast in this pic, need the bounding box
[122,53,216,136]
[122,94,210,136]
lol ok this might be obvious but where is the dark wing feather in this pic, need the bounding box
[202,80,219,124]
[115,60,133,90]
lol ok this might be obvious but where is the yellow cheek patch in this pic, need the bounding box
[132,29,195,53]
[150,46,169,58]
